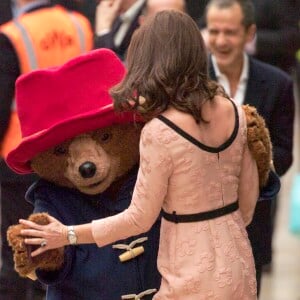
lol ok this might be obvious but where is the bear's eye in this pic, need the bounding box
[100,132,112,142]
[54,146,67,156]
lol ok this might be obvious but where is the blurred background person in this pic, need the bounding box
[185,0,207,22]
[139,0,185,21]
[92,0,186,60]
[94,0,146,60]
[51,0,96,28]
[198,0,300,105]
[204,0,295,295]
[245,0,300,75]
[0,0,12,25]
[0,0,93,298]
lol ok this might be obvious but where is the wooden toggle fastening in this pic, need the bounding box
[118,246,144,262]
[112,237,148,262]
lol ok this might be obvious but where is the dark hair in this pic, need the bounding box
[205,0,255,29]
[112,10,224,123]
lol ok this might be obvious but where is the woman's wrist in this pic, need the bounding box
[62,225,68,245]
[65,225,78,245]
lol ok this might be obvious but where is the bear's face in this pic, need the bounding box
[30,124,142,195]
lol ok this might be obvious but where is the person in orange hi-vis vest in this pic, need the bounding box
[0,1,93,298]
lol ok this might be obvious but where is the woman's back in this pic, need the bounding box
[151,96,257,216]
[140,96,259,299]
[161,95,237,149]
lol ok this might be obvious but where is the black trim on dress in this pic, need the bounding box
[156,99,239,153]
[162,201,239,223]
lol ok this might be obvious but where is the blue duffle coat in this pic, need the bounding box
[25,168,161,300]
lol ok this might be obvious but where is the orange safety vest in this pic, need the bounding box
[0,5,93,158]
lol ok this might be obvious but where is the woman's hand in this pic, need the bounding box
[19,215,68,257]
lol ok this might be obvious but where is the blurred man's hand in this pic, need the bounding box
[95,0,123,35]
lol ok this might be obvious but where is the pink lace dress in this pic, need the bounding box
[92,103,259,299]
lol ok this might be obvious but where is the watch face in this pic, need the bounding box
[68,227,77,244]
[69,234,77,244]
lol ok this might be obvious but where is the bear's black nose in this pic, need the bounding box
[79,162,96,178]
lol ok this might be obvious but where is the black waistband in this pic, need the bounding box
[162,201,239,223]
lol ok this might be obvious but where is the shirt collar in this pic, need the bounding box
[240,53,249,82]
[211,53,249,82]
[120,0,145,22]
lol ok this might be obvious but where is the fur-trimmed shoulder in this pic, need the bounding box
[242,105,272,187]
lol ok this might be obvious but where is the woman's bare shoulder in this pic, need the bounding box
[213,94,234,108]
[211,95,236,119]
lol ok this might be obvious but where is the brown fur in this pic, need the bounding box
[242,105,272,187]
[7,124,143,279]
[7,213,64,277]
[30,124,142,195]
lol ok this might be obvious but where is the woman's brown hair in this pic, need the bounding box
[111,10,224,123]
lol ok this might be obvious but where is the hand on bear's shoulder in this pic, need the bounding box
[7,212,64,280]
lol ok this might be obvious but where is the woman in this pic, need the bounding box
[20,10,258,299]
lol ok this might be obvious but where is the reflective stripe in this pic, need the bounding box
[13,20,38,70]
[68,11,85,53]
[11,99,16,110]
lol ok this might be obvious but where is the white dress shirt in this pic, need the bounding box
[211,53,249,105]
[114,0,145,47]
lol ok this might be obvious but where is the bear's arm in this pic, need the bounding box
[242,105,281,201]
[26,180,76,285]
[242,105,272,188]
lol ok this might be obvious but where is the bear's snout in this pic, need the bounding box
[79,161,97,178]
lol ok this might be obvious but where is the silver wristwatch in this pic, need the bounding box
[67,226,77,245]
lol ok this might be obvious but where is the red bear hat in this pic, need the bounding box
[6,49,138,174]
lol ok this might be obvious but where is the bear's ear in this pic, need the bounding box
[242,104,272,187]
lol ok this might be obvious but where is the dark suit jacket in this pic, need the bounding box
[209,55,295,266]
[185,0,208,22]
[251,0,300,73]
[94,3,145,61]
[51,0,96,27]
[0,0,11,25]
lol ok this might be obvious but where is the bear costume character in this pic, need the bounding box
[5,49,161,300]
